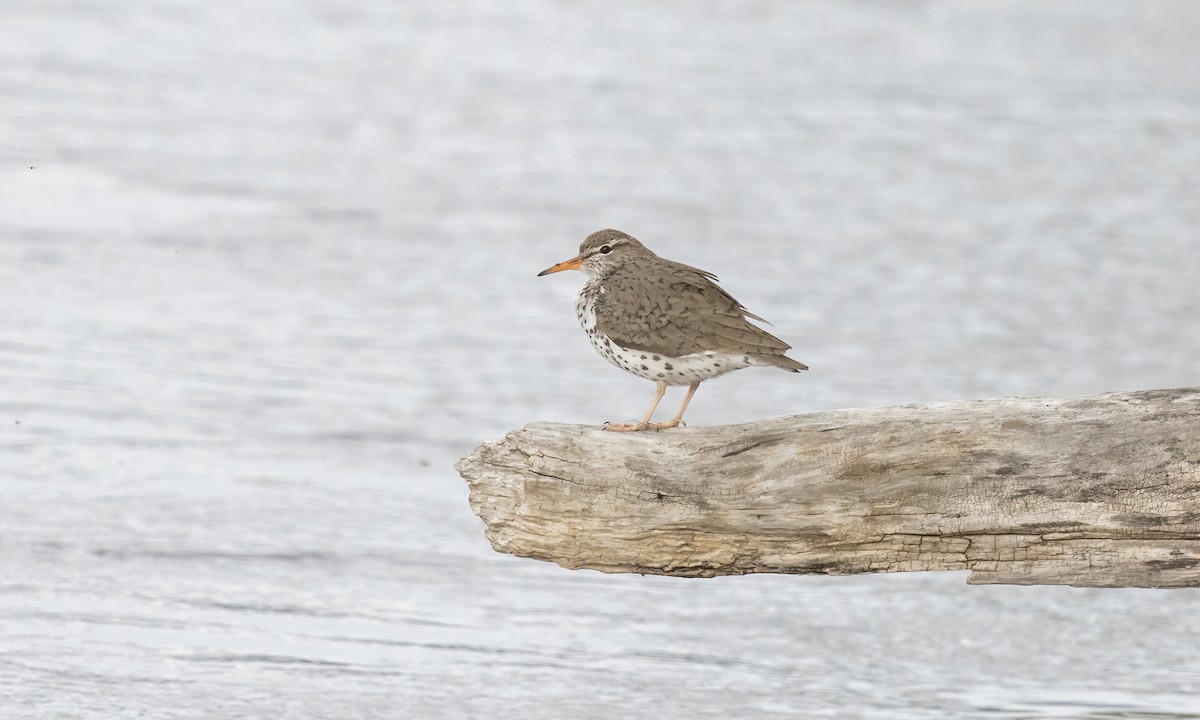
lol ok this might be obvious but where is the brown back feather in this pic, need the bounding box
[593,257,799,361]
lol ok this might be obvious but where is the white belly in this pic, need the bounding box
[575,284,754,387]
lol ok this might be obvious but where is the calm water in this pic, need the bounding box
[2,1,1200,717]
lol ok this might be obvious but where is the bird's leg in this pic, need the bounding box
[604,381,667,432]
[647,382,700,430]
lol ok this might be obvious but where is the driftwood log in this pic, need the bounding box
[456,387,1200,588]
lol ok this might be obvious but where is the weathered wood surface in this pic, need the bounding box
[456,387,1200,588]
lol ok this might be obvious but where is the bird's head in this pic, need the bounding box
[537,229,651,280]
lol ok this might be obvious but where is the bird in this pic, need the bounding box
[538,229,807,432]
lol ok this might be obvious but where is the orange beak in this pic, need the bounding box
[537,255,583,276]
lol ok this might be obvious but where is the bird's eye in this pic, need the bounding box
[599,245,612,254]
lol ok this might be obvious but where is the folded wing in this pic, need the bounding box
[594,259,807,372]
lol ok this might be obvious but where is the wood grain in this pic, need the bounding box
[457,388,1200,587]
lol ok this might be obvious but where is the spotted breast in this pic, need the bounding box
[575,279,755,387]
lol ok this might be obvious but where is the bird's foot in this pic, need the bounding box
[602,420,686,432]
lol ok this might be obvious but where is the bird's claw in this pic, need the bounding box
[603,420,687,432]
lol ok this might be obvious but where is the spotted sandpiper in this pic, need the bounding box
[538,229,807,432]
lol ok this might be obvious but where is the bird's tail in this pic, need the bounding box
[750,353,809,373]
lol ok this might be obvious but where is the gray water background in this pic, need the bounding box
[2,1,1200,717]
